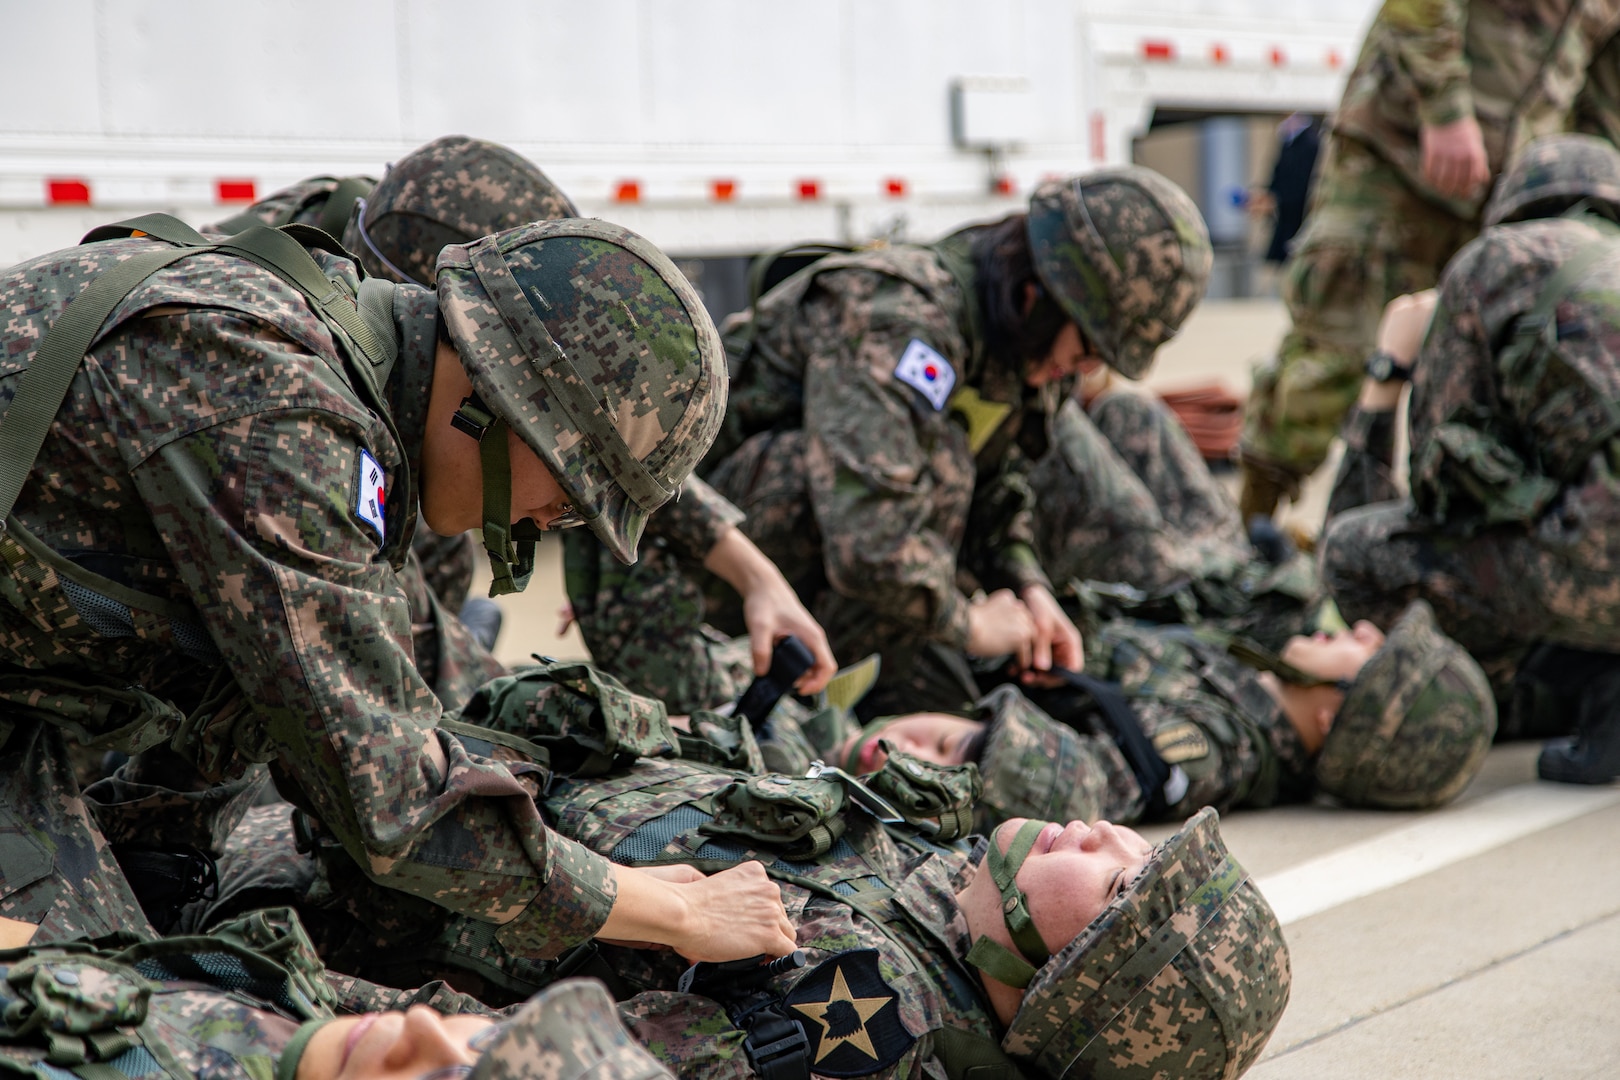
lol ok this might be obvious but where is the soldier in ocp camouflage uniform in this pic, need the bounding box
[1238,0,1620,521]
[0,207,805,965]
[0,905,676,1080]
[1320,133,1620,782]
[832,599,1496,828]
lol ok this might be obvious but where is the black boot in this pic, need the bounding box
[1535,646,1620,784]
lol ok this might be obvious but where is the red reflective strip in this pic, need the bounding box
[1326,48,1343,69]
[46,179,91,205]
[994,174,1016,196]
[1211,43,1229,64]
[614,180,641,203]
[711,179,736,201]
[1089,112,1106,162]
[1142,40,1174,61]
[216,179,256,203]
[1269,46,1286,66]
[884,177,907,197]
[797,179,821,200]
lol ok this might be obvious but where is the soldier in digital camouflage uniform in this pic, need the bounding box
[826,599,1495,828]
[179,720,1290,1080]
[1320,133,1620,782]
[1027,383,1322,654]
[1238,0,1620,522]
[0,206,810,966]
[209,134,578,687]
[657,166,1211,719]
[0,905,676,1080]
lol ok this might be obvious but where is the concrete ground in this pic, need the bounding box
[477,298,1620,1078]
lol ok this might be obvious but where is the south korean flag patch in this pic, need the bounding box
[784,949,914,1076]
[892,338,955,411]
[355,449,387,543]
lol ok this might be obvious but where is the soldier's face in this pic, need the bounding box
[1025,321,1091,387]
[1281,621,1386,684]
[835,713,982,773]
[996,818,1153,952]
[296,1004,494,1080]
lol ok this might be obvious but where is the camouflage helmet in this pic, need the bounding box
[973,685,1107,829]
[1026,167,1213,380]
[1484,133,1620,228]
[469,978,674,1080]
[1000,808,1291,1080]
[437,218,726,580]
[1315,600,1496,809]
[343,134,579,286]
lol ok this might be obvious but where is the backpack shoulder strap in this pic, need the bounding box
[0,243,198,520]
[317,176,375,240]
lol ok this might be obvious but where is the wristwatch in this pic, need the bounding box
[1364,349,1414,383]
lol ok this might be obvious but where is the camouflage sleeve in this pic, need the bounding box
[1326,405,1403,519]
[959,464,1051,595]
[128,312,617,959]
[796,278,974,649]
[1380,0,1474,128]
[645,474,746,562]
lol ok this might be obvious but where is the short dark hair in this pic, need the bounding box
[971,214,1072,370]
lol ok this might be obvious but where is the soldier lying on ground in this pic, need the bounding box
[1319,133,1620,783]
[177,735,1290,1080]
[0,906,674,1080]
[821,600,1495,827]
[211,133,835,710]
[0,209,798,962]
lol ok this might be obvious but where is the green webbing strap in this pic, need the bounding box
[963,819,1049,989]
[0,245,197,521]
[82,213,211,248]
[209,225,392,370]
[476,416,535,596]
[356,277,400,382]
[317,176,374,241]
[467,236,673,511]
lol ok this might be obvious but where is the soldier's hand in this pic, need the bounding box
[1018,584,1084,678]
[1421,115,1489,200]
[707,525,838,694]
[966,589,1037,668]
[665,861,797,962]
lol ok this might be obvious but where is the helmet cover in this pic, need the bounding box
[1484,133,1620,227]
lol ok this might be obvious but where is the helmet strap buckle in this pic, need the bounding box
[452,392,496,442]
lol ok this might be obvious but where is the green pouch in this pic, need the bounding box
[455,660,679,777]
[2,950,151,1065]
[699,774,847,859]
[864,750,983,841]
[678,710,765,773]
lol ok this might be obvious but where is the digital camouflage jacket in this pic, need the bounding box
[0,233,615,956]
[976,623,1315,829]
[704,229,1053,655]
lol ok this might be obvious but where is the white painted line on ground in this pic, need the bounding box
[1256,782,1620,926]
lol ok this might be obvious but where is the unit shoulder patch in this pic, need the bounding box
[1152,721,1211,765]
[355,449,387,542]
[785,948,914,1076]
[892,339,955,411]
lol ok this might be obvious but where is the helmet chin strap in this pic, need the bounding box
[453,393,536,597]
[965,819,1052,990]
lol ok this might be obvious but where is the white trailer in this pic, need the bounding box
[1,0,1377,300]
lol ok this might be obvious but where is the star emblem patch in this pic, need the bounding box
[784,949,914,1076]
